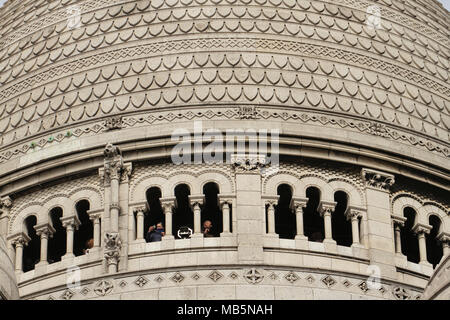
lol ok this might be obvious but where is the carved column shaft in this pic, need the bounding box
[35,225,54,264]
[267,202,276,235]
[134,207,145,241]
[161,200,175,238]
[293,199,307,239]
[221,201,231,234]
[395,224,402,254]
[0,196,12,239]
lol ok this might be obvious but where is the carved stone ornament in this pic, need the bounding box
[105,116,123,131]
[103,143,124,182]
[231,154,266,174]
[104,232,122,267]
[361,168,395,191]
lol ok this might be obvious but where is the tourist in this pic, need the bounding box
[145,222,165,242]
[202,220,214,237]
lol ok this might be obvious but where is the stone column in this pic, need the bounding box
[345,207,364,246]
[102,143,124,273]
[391,216,406,254]
[218,195,234,235]
[438,233,450,257]
[189,195,205,237]
[0,196,12,240]
[292,198,308,240]
[160,198,176,239]
[362,168,397,280]
[319,201,337,245]
[413,224,431,265]
[133,206,146,241]
[232,154,266,264]
[264,197,278,236]
[34,224,55,265]
[88,210,102,248]
[61,215,80,259]
[8,233,30,272]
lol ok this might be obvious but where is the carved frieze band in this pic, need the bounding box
[0,106,447,166]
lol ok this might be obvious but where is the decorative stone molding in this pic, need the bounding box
[104,116,123,131]
[391,215,407,227]
[244,268,264,285]
[120,162,133,184]
[361,168,395,191]
[0,196,12,210]
[231,154,266,174]
[34,223,55,238]
[60,215,81,230]
[238,106,258,119]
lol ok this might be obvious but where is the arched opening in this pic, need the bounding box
[74,200,93,256]
[401,207,420,263]
[202,182,221,237]
[48,207,66,263]
[426,215,443,268]
[173,184,193,238]
[332,191,352,247]
[275,184,295,239]
[303,187,323,242]
[144,187,164,240]
[23,215,39,272]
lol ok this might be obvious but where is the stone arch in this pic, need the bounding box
[264,172,306,197]
[198,171,233,194]
[419,204,448,233]
[131,175,169,202]
[11,205,43,235]
[299,175,334,202]
[42,196,74,219]
[69,188,103,211]
[167,173,199,196]
[327,178,365,208]
[392,195,422,224]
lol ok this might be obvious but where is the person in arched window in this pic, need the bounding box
[83,239,94,254]
[145,222,165,242]
[202,220,214,237]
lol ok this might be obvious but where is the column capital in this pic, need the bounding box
[104,232,122,270]
[218,194,235,206]
[188,194,205,208]
[60,215,81,230]
[8,232,31,247]
[437,232,450,244]
[345,206,365,221]
[131,202,147,215]
[318,200,337,217]
[292,197,308,210]
[0,196,12,209]
[160,197,176,211]
[412,223,432,235]
[391,215,407,228]
[262,195,279,207]
[87,209,103,221]
[34,223,56,237]
[231,154,266,175]
[361,168,395,191]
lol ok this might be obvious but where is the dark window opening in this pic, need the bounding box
[48,207,66,263]
[401,207,420,263]
[202,182,221,237]
[426,215,443,268]
[303,187,323,242]
[74,200,93,256]
[23,215,39,272]
[275,184,296,239]
[145,187,164,239]
[332,191,352,247]
[173,184,193,238]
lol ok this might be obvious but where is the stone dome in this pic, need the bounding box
[0,0,448,169]
[0,236,19,300]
